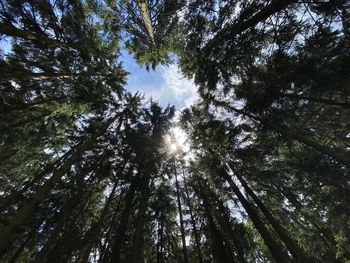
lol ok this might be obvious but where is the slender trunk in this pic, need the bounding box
[80,179,120,263]
[283,93,350,108]
[232,166,313,262]
[35,185,93,263]
[174,168,189,263]
[280,188,350,259]
[206,209,231,262]
[0,96,65,113]
[0,22,77,50]
[219,167,291,263]
[182,175,203,263]
[47,200,91,263]
[204,0,298,54]
[340,2,350,41]
[0,116,119,255]
[95,178,126,263]
[129,175,151,263]
[109,179,138,263]
[156,220,164,263]
[136,0,156,47]
[214,196,246,263]
[99,198,122,263]
[200,177,241,262]
[0,145,78,210]
[7,223,41,263]
[0,111,52,132]
[212,99,350,166]
[0,71,84,81]
[282,189,334,242]
[193,178,235,262]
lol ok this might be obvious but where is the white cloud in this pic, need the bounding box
[144,64,199,109]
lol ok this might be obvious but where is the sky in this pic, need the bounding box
[120,51,198,110]
[0,38,199,111]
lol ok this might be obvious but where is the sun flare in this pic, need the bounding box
[165,126,189,155]
[170,143,178,152]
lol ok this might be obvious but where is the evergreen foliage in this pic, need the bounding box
[0,0,349,262]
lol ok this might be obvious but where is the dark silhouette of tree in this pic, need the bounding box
[1,0,349,262]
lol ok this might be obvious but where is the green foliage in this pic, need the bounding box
[1,0,349,262]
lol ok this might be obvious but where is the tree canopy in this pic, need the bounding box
[0,0,349,262]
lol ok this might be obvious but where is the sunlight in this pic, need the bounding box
[169,142,178,152]
[165,126,190,155]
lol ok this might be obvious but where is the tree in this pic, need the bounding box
[119,0,185,69]
[1,0,349,262]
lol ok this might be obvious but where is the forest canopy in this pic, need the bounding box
[0,0,349,262]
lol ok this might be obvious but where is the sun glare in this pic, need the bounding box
[165,126,190,155]
[170,143,178,152]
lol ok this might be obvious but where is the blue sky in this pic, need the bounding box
[120,51,198,110]
[0,39,198,111]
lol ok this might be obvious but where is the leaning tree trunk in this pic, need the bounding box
[283,93,350,109]
[109,178,139,263]
[231,165,314,262]
[34,182,94,263]
[218,166,291,263]
[0,140,83,211]
[79,177,120,263]
[7,223,41,263]
[174,167,189,263]
[0,152,67,210]
[194,178,235,263]
[156,218,164,263]
[183,174,203,263]
[0,96,65,114]
[41,206,89,263]
[98,194,124,263]
[0,22,78,50]
[280,187,350,260]
[204,0,298,55]
[213,193,247,263]
[0,115,120,255]
[136,0,156,47]
[0,71,89,82]
[212,99,350,166]
[129,175,151,263]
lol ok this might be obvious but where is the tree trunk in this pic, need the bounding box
[182,174,203,263]
[219,167,291,263]
[129,175,151,263]
[0,111,52,132]
[194,178,235,262]
[280,187,350,260]
[0,116,119,255]
[6,223,41,263]
[212,99,350,166]
[34,184,93,263]
[231,166,313,262]
[0,71,84,81]
[156,219,164,263]
[136,0,156,47]
[0,96,65,113]
[99,198,123,263]
[202,194,233,262]
[0,22,77,50]
[0,144,79,210]
[283,93,350,108]
[204,0,298,54]
[174,167,189,263]
[80,178,120,263]
[109,179,139,263]
[214,195,247,263]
